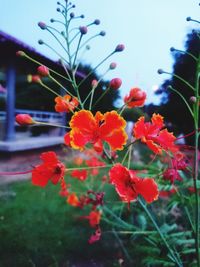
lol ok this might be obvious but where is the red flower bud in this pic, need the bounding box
[91,79,98,87]
[38,21,47,30]
[124,87,146,108]
[27,75,41,83]
[37,65,49,77]
[79,26,88,35]
[115,44,125,52]
[109,62,117,70]
[109,78,122,90]
[16,114,35,125]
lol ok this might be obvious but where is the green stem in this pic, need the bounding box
[39,81,61,97]
[193,58,200,267]
[138,198,183,267]
[35,121,69,129]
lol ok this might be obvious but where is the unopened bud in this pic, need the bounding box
[38,21,47,30]
[186,16,191,21]
[80,14,85,18]
[115,44,125,52]
[109,62,117,70]
[16,51,26,57]
[38,39,44,45]
[70,12,75,18]
[16,114,35,126]
[79,26,88,35]
[94,19,100,25]
[170,47,175,52]
[50,18,55,23]
[99,31,106,36]
[91,79,98,87]
[190,96,197,103]
[37,65,49,77]
[157,69,164,74]
[109,78,122,90]
[27,75,41,83]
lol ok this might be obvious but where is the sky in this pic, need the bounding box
[0,0,199,105]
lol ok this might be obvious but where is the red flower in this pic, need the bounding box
[124,87,146,108]
[87,210,101,227]
[109,163,158,203]
[163,168,182,184]
[133,113,177,154]
[55,94,79,113]
[85,157,105,176]
[71,169,88,181]
[88,226,101,244]
[16,114,35,125]
[66,110,128,153]
[67,193,79,206]
[32,151,65,187]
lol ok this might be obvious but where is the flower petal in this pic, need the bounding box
[136,178,159,203]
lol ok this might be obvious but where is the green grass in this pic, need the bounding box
[0,181,118,267]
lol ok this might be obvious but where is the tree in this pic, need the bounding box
[153,30,200,145]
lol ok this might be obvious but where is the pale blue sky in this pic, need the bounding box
[1,0,199,104]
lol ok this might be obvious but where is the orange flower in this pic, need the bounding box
[109,163,159,204]
[66,110,128,153]
[32,151,65,187]
[55,94,79,113]
[88,210,101,227]
[133,113,177,154]
[124,87,146,108]
[67,193,79,206]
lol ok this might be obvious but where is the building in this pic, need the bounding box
[0,30,83,152]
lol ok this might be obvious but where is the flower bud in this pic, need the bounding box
[157,69,164,74]
[115,44,125,52]
[79,26,88,35]
[38,21,47,30]
[186,16,191,21]
[38,39,44,45]
[27,75,41,83]
[91,79,98,87]
[16,51,25,57]
[50,18,55,23]
[80,14,85,18]
[170,47,175,52]
[124,87,146,108]
[37,65,49,77]
[16,114,35,125]
[109,78,122,90]
[99,31,106,36]
[190,96,197,103]
[94,19,100,25]
[109,62,117,70]
[70,12,75,18]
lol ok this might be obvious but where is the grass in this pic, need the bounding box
[0,180,119,267]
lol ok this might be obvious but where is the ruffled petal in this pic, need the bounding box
[103,129,127,151]
[136,178,159,203]
[70,110,97,134]
[99,111,126,138]
[133,116,146,139]
[146,140,162,154]
[70,129,91,150]
[151,113,164,129]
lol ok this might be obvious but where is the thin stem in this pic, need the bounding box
[0,170,32,176]
[193,57,200,267]
[21,53,70,81]
[112,228,133,264]
[39,81,61,97]
[164,71,195,91]
[35,121,70,129]
[92,86,110,108]
[168,86,194,118]
[78,51,115,87]
[138,198,183,266]
[65,164,113,171]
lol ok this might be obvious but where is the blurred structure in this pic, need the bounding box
[0,31,76,151]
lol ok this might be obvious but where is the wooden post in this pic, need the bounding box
[5,62,16,141]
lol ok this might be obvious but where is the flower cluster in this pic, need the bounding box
[14,0,194,253]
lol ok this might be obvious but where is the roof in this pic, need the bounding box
[0,30,85,78]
